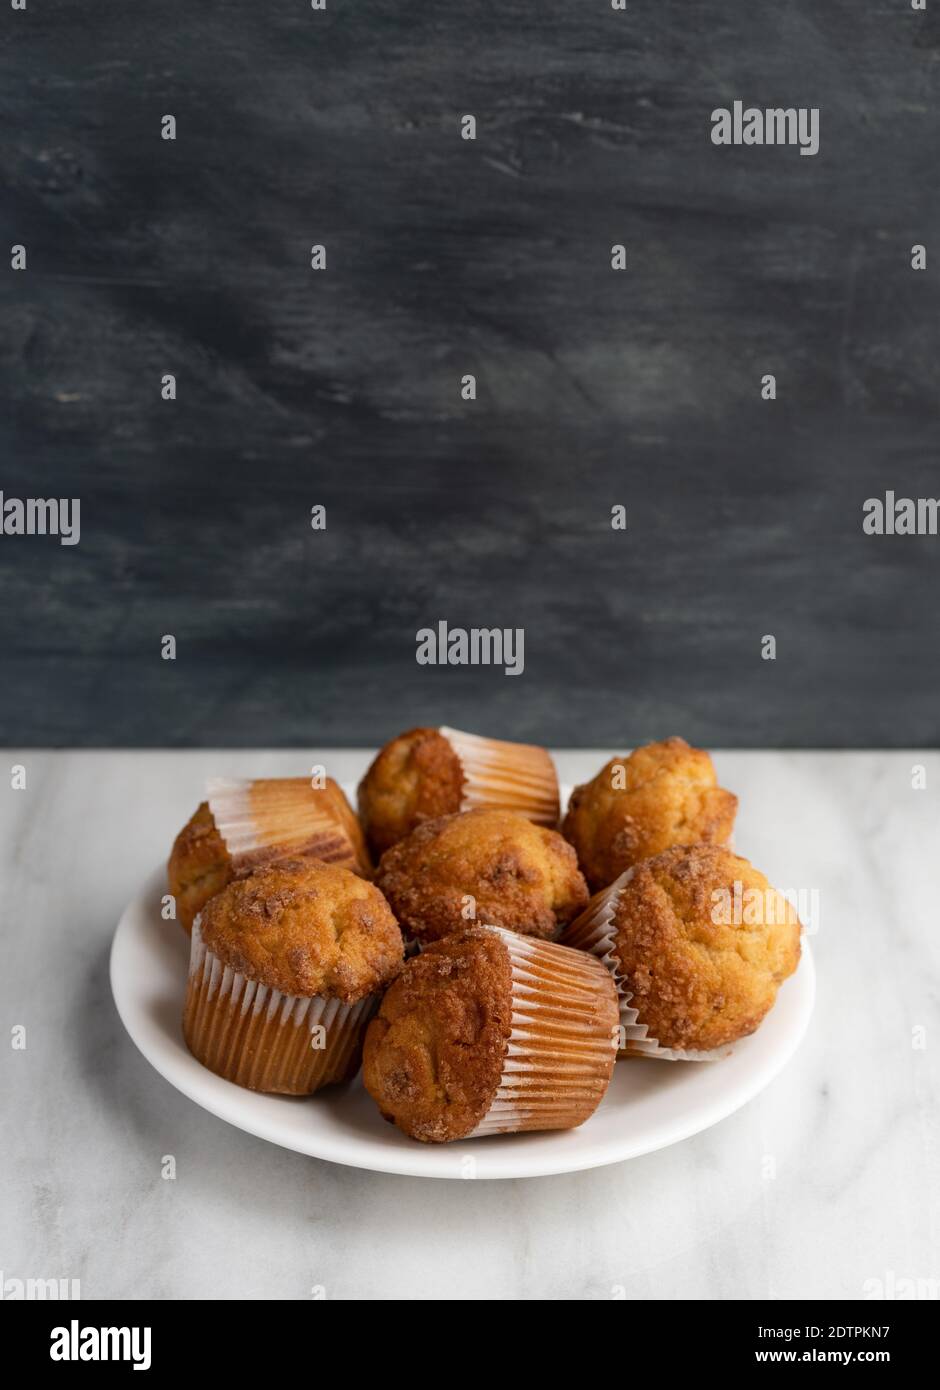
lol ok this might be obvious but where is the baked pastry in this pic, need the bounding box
[357,726,559,858]
[183,859,403,1093]
[562,737,737,890]
[561,843,801,1057]
[362,925,618,1142]
[168,777,371,933]
[167,801,231,936]
[374,807,588,945]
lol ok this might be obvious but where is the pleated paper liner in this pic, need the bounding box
[439,727,560,827]
[469,926,619,1137]
[207,777,371,877]
[183,919,376,1094]
[562,872,730,1061]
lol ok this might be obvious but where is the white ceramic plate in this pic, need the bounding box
[110,844,815,1180]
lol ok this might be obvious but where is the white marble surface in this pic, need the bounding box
[1,749,938,1301]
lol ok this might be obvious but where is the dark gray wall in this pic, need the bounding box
[2,1,938,748]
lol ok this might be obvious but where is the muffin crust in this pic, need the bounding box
[168,801,231,933]
[375,807,589,944]
[569,843,801,1052]
[198,859,403,1002]
[357,727,465,858]
[362,929,513,1142]
[562,737,738,890]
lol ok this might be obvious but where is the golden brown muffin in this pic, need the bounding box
[197,858,402,1003]
[364,929,512,1141]
[184,860,404,1094]
[562,737,737,891]
[168,801,230,934]
[562,843,801,1053]
[374,807,589,945]
[357,726,560,859]
[357,728,465,858]
[168,777,370,935]
[363,926,619,1142]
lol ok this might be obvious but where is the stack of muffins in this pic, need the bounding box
[168,730,802,1144]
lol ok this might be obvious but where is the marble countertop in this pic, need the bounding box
[2,749,938,1301]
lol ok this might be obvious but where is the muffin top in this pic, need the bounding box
[169,800,229,882]
[168,801,232,932]
[375,807,589,944]
[198,859,403,1002]
[596,843,801,1052]
[562,736,737,890]
[362,928,513,1142]
[358,727,465,857]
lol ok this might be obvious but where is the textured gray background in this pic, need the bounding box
[2,1,938,748]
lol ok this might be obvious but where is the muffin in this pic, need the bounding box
[561,843,801,1057]
[374,807,589,946]
[562,737,737,890]
[168,776,371,933]
[167,801,231,935]
[363,925,619,1142]
[357,726,559,858]
[183,859,403,1093]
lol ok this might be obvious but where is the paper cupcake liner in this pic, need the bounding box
[562,872,730,1061]
[469,926,619,1137]
[207,777,371,877]
[439,727,560,826]
[183,920,376,1093]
